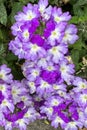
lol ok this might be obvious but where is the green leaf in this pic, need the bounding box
[19,0,37,4]
[0,30,3,40]
[0,57,7,65]
[6,52,18,61]
[0,3,7,25]
[75,0,87,6]
[79,49,87,58]
[0,43,7,65]
[73,5,83,16]
[69,16,79,24]
[8,62,24,80]
[0,27,10,42]
[0,43,6,55]
[0,0,6,3]
[71,50,80,71]
[71,50,80,63]
[73,1,87,16]
[78,22,87,41]
[71,40,83,50]
[11,2,24,24]
[69,0,77,5]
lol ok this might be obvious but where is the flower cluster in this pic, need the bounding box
[9,0,78,60]
[1,0,86,130]
[0,65,39,130]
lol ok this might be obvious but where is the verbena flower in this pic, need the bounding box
[59,59,75,84]
[73,77,87,92]
[11,80,27,104]
[38,0,48,14]
[44,21,67,46]
[0,83,11,98]
[64,121,83,130]
[0,64,13,84]
[15,4,39,22]
[48,44,68,63]
[62,24,79,44]
[17,21,39,42]
[36,79,53,96]
[38,0,52,21]
[52,7,71,23]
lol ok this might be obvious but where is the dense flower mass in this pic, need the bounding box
[0,65,40,130]
[9,0,78,60]
[0,0,86,130]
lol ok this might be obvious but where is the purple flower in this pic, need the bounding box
[73,77,87,92]
[44,21,67,46]
[24,107,40,122]
[59,60,75,84]
[53,83,67,91]
[0,91,4,104]
[11,22,23,36]
[40,96,66,121]
[53,100,79,123]
[15,118,29,130]
[40,70,61,84]
[0,98,14,113]
[40,106,53,119]
[0,64,13,84]
[69,103,79,120]
[11,80,27,104]
[22,65,40,81]
[25,43,46,60]
[5,121,13,130]
[4,107,28,122]
[56,90,68,98]
[31,34,45,46]
[37,57,54,69]
[53,103,67,112]
[52,7,71,23]
[48,44,68,63]
[44,20,55,39]
[17,101,24,109]
[20,94,33,107]
[22,60,36,73]
[65,121,83,130]
[38,0,48,14]
[42,6,52,21]
[74,90,87,108]
[17,20,39,42]
[0,112,6,127]
[58,111,70,123]
[0,83,11,98]
[36,79,53,96]
[15,4,39,22]
[39,0,52,21]
[9,38,28,59]
[11,19,39,37]
[51,115,66,129]
[25,79,36,94]
[45,96,63,107]
[62,24,79,44]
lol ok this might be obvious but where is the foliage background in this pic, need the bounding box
[0,0,87,80]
